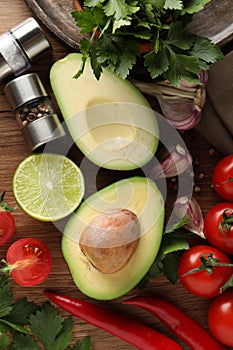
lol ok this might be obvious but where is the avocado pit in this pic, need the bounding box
[79,209,140,273]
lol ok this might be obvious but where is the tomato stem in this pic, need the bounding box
[182,253,233,276]
[0,192,17,212]
[219,210,233,237]
[220,176,233,185]
[0,256,38,275]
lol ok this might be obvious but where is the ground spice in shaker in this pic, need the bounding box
[4,73,65,151]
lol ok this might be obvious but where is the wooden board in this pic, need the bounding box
[24,0,233,51]
[0,1,233,349]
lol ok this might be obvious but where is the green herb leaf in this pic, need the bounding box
[180,0,212,15]
[0,319,30,334]
[164,0,183,10]
[84,0,102,7]
[72,9,96,33]
[70,336,92,350]
[0,275,13,318]
[161,230,190,255]
[90,48,103,80]
[6,297,38,325]
[104,0,128,19]
[104,0,139,20]
[162,253,179,283]
[29,302,72,350]
[0,277,89,349]
[0,333,10,350]
[72,0,224,84]
[190,36,224,63]
[9,333,41,350]
[167,21,194,50]
[163,53,202,87]
[140,229,189,285]
[144,47,170,79]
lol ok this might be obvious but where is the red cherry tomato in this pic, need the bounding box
[0,211,15,245]
[208,290,233,347]
[6,238,52,286]
[178,245,233,298]
[0,192,16,245]
[204,202,233,254]
[212,155,233,202]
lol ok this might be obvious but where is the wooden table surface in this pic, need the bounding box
[0,1,232,349]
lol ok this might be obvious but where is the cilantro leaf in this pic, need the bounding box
[0,277,90,350]
[84,0,102,6]
[9,333,41,350]
[112,17,131,32]
[162,253,179,283]
[164,0,183,10]
[167,21,194,50]
[163,53,202,87]
[0,333,10,350]
[190,36,224,63]
[144,47,170,79]
[145,0,166,10]
[0,277,13,318]
[90,48,103,80]
[69,336,92,350]
[72,7,105,33]
[29,302,72,350]
[104,0,139,20]
[180,0,212,14]
[6,297,38,325]
[72,0,224,84]
[72,9,96,33]
[0,319,30,334]
[115,50,137,79]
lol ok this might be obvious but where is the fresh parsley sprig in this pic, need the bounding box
[0,275,91,350]
[72,0,224,87]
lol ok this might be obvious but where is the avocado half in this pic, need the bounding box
[62,176,164,300]
[50,53,159,170]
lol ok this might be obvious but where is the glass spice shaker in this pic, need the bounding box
[0,17,51,86]
[4,73,66,151]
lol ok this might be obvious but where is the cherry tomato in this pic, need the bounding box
[178,245,233,298]
[212,155,233,202]
[208,290,233,347]
[6,238,52,286]
[0,211,15,245]
[0,192,16,245]
[204,202,233,254]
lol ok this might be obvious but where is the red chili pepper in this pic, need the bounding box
[44,291,182,350]
[123,296,227,350]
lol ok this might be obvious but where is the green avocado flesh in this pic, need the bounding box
[50,53,159,170]
[62,177,164,300]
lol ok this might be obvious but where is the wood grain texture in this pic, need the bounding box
[24,0,233,51]
[0,1,232,349]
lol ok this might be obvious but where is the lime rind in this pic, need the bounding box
[13,153,85,222]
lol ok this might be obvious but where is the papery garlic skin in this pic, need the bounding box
[150,144,193,179]
[131,71,208,130]
[173,196,205,238]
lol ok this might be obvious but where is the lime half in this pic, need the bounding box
[13,153,85,222]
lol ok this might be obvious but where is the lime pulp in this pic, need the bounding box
[12,153,85,221]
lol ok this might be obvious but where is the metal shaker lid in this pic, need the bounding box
[4,73,48,110]
[10,17,51,62]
